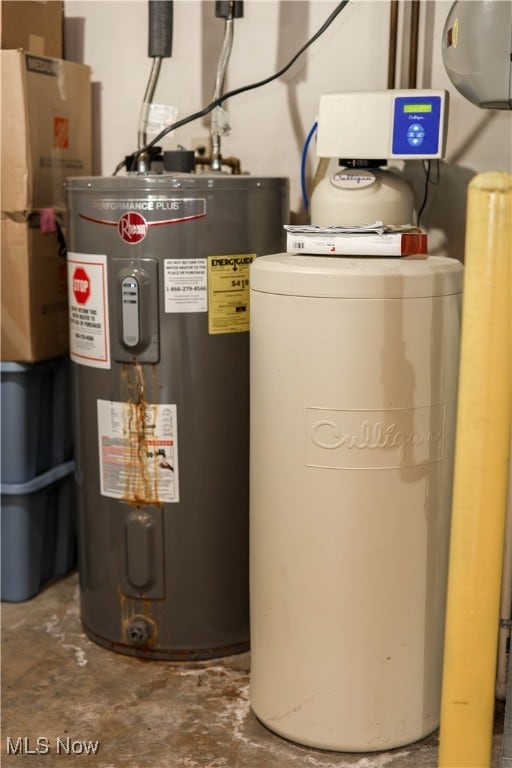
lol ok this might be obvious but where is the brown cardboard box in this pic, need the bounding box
[0,1,63,58]
[1,50,91,211]
[1,213,69,361]
[1,49,91,361]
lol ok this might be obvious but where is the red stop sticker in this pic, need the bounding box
[72,266,90,304]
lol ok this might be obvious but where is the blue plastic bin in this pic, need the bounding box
[1,358,73,484]
[1,461,76,602]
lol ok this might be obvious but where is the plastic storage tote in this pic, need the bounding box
[1,461,76,602]
[1,358,73,484]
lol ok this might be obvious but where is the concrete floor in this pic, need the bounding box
[2,572,505,768]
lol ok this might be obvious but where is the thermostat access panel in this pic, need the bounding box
[316,90,448,160]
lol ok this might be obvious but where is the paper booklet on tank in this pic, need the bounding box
[284,222,428,258]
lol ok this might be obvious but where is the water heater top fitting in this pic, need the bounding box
[316,90,448,162]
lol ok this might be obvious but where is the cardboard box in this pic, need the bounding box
[1,50,91,211]
[1,1,63,58]
[1,214,69,361]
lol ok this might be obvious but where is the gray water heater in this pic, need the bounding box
[66,172,288,659]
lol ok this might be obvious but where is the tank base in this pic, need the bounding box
[252,705,439,753]
[82,622,249,661]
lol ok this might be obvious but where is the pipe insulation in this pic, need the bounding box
[148,0,173,58]
[137,2,173,154]
[215,1,243,19]
[438,172,512,768]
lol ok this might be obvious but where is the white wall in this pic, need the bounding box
[64,0,511,253]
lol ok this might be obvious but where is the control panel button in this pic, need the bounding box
[407,123,425,146]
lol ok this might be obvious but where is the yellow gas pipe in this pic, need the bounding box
[439,172,512,768]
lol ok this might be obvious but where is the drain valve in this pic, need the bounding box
[126,617,153,646]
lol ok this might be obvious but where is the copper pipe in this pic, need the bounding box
[194,155,241,174]
[408,0,420,88]
[210,17,234,171]
[137,57,163,151]
[387,0,399,89]
[219,156,241,174]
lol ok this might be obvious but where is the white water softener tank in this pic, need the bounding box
[310,160,414,227]
[250,254,463,751]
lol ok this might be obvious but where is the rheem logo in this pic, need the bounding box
[118,211,148,244]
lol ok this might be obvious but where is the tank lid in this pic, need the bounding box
[250,254,463,299]
[65,174,289,191]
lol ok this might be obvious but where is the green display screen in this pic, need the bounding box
[404,104,432,113]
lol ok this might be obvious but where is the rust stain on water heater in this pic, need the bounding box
[121,362,162,506]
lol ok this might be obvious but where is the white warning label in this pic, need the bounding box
[164,258,207,313]
[67,252,110,369]
[97,399,179,503]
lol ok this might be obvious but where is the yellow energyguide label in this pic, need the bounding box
[207,254,256,335]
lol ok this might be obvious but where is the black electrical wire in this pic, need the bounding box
[115,0,350,174]
[416,159,440,227]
